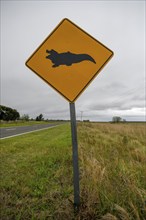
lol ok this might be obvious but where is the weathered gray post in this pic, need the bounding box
[69,102,80,208]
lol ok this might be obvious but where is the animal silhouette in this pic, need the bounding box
[46,49,96,67]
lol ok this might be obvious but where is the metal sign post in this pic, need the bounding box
[69,102,80,209]
[25,18,114,212]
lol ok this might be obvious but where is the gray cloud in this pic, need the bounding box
[85,84,145,110]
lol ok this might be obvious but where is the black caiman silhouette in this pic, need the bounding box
[46,49,96,67]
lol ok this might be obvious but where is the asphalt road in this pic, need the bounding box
[0,123,60,139]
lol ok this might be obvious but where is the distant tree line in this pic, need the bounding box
[20,114,44,121]
[0,105,20,121]
[0,105,47,122]
[0,105,128,124]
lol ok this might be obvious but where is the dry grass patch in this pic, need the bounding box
[78,122,146,219]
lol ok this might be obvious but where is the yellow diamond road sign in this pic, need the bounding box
[26,18,114,102]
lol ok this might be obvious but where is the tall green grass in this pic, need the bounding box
[0,122,146,219]
[0,124,73,219]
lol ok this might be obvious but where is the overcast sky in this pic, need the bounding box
[1,0,145,121]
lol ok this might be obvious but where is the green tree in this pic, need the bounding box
[0,105,20,121]
[36,114,44,121]
[112,116,122,123]
[21,114,30,121]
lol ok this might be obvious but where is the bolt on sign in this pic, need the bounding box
[25,18,114,102]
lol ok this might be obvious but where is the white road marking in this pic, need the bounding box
[0,125,60,140]
[6,128,16,131]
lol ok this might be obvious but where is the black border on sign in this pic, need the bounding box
[25,18,114,103]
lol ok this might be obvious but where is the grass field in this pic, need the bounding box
[0,122,146,219]
[0,120,59,128]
